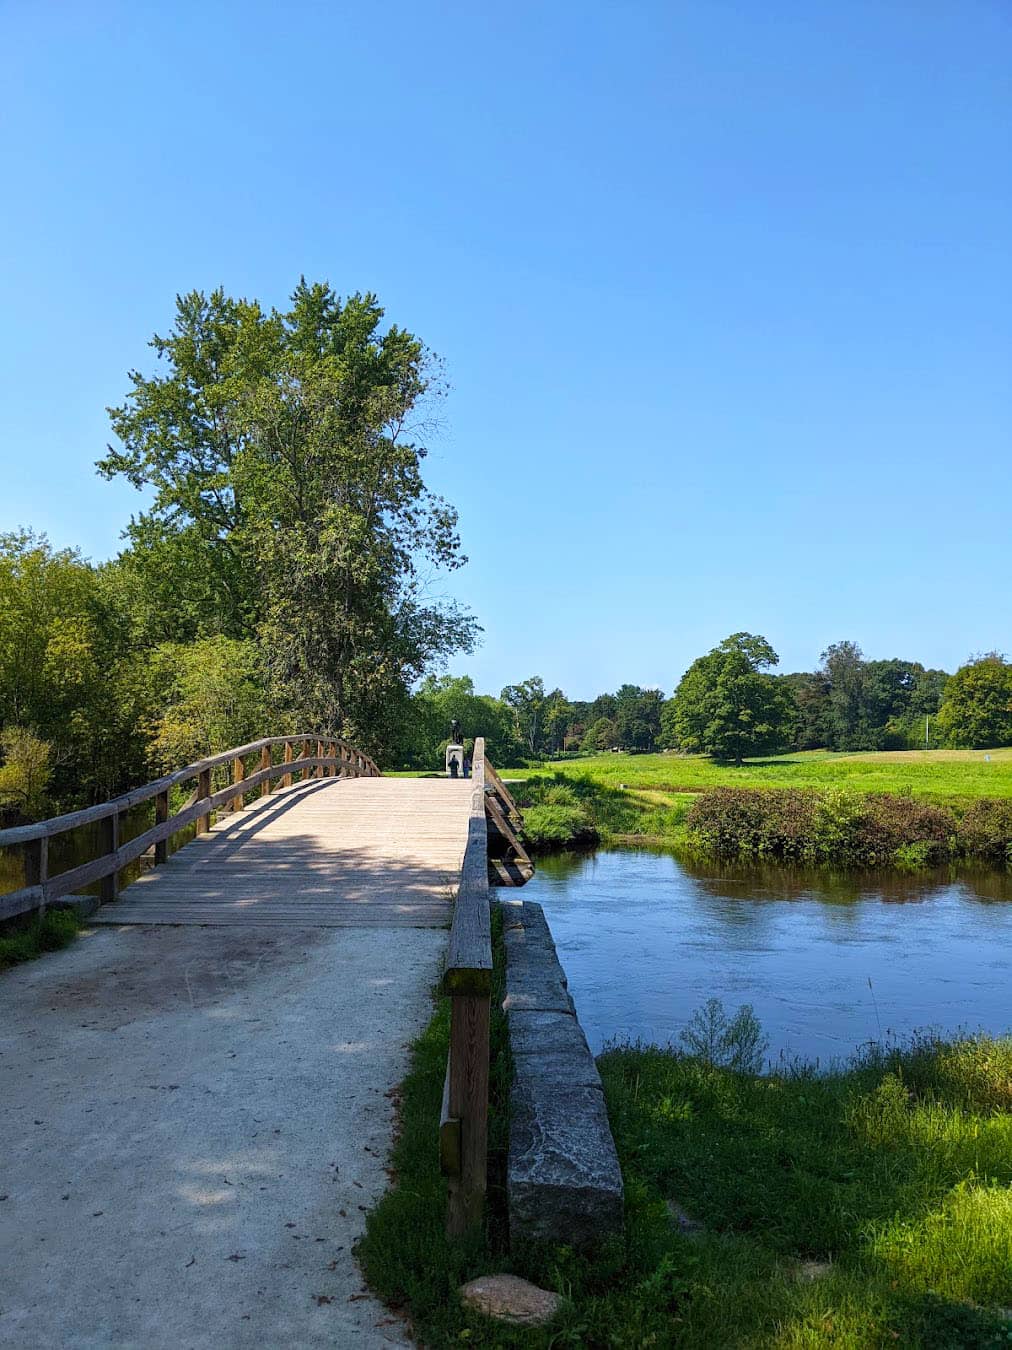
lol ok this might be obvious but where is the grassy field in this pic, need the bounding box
[511,748,1012,802]
[500,749,1012,855]
[360,980,1012,1347]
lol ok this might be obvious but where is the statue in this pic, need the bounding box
[450,718,462,744]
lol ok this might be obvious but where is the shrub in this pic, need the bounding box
[686,786,958,867]
[678,997,769,1073]
[522,804,597,849]
[957,798,1012,868]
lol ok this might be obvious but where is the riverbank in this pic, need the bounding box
[361,981,1012,1346]
[509,749,1012,869]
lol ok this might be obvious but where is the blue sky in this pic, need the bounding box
[1,1,1009,698]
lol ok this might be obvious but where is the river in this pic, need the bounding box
[522,848,1012,1067]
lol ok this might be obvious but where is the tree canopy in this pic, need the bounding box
[99,281,477,745]
[937,654,1012,749]
[666,633,796,765]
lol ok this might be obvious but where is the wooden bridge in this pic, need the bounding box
[0,734,533,1233]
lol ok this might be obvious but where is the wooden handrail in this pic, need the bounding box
[0,734,380,922]
[440,736,493,1236]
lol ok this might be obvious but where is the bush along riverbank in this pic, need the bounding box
[512,771,1012,870]
[686,788,1012,869]
[359,972,1012,1347]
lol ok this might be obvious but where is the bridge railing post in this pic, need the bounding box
[100,810,119,902]
[154,790,169,863]
[441,737,493,1237]
[196,768,212,835]
[23,836,48,916]
[260,744,271,797]
[282,741,294,788]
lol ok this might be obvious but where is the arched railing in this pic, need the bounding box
[0,735,380,922]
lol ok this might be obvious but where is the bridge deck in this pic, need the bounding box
[92,776,473,927]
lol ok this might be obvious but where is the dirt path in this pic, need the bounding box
[0,922,443,1348]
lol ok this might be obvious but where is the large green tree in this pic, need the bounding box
[501,677,547,758]
[668,632,796,765]
[99,281,477,747]
[937,654,1012,749]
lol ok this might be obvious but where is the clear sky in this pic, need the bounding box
[1,1,1009,699]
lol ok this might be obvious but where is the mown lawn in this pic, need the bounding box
[502,749,1012,853]
[510,748,1012,804]
[359,991,1012,1348]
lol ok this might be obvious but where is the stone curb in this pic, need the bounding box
[502,900,624,1248]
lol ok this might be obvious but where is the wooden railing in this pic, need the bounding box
[0,735,380,923]
[439,737,531,1235]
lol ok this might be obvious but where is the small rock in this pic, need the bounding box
[667,1201,704,1237]
[459,1274,561,1326]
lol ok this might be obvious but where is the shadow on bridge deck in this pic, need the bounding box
[93,775,474,928]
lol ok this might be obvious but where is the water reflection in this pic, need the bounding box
[523,849,1012,1066]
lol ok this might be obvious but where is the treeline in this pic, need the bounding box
[394,635,1012,769]
[0,281,475,821]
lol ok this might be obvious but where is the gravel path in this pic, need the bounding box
[0,922,444,1348]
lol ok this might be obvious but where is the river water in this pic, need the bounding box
[523,849,1012,1067]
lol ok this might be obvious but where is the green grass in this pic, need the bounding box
[502,750,1012,854]
[0,907,81,970]
[512,748,1012,801]
[359,994,1012,1348]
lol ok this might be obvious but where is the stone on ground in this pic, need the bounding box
[459,1274,561,1326]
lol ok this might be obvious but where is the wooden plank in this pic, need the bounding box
[0,885,44,921]
[443,810,492,994]
[91,776,473,929]
[484,793,534,870]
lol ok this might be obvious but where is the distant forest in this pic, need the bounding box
[395,637,1011,770]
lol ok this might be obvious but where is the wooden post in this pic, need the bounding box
[328,740,337,777]
[231,756,244,812]
[196,768,212,835]
[316,740,325,780]
[282,740,294,788]
[100,811,119,904]
[260,744,271,798]
[446,992,491,1235]
[154,790,169,864]
[23,836,48,915]
[302,738,312,783]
